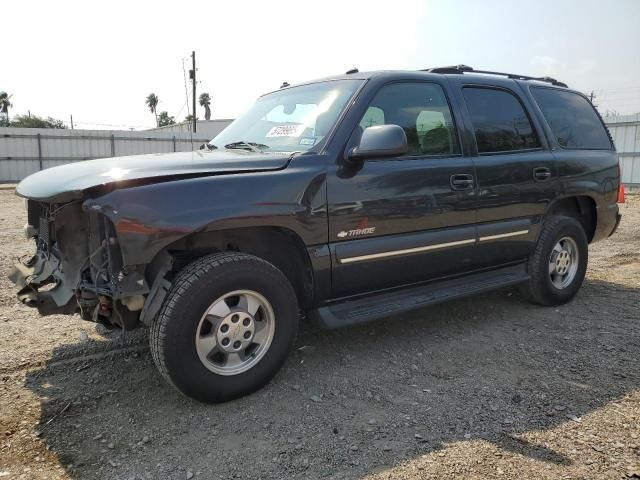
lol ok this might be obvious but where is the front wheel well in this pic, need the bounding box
[546,196,597,242]
[153,227,314,309]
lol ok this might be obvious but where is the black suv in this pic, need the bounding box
[10,65,623,402]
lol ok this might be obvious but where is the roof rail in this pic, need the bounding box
[422,65,568,88]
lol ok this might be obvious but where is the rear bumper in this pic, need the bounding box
[592,203,621,242]
[609,211,622,238]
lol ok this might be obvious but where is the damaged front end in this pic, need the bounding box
[9,199,148,330]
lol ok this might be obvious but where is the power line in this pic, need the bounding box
[596,86,640,93]
[181,58,192,120]
[72,121,150,129]
[181,54,194,144]
[598,97,640,103]
[597,94,635,102]
[175,98,189,120]
[191,51,197,134]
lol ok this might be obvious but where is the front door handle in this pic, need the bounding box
[450,174,474,191]
[533,167,552,182]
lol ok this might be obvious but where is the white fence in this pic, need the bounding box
[605,114,640,187]
[0,122,230,182]
[1,116,638,185]
[147,119,234,137]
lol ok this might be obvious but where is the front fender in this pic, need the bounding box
[84,158,328,267]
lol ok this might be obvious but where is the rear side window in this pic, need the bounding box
[463,87,540,154]
[531,88,612,149]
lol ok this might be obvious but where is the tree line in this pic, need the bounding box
[145,92,212,127]
[0,92,66,128]
[0,90,213,129]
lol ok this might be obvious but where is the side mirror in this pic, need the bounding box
[348,124,408,161]
[199,143,208,150]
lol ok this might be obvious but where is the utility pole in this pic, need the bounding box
[589,91,596,103]
[191,51,197,133]
[70,114,74,130]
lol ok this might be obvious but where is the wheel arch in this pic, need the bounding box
[146,226,315,309]
[545,195,597,243]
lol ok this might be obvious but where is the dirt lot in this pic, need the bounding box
[0,189,638,480]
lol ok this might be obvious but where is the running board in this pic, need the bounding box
[311,264,528,329]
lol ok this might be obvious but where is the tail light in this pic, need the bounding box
[617,164,625,204]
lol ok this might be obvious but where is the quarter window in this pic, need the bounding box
[531,88,611,149]
[463,87,540,154]
[359,83,460,156]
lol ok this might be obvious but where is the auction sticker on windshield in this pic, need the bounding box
[266,125,306,137]
[299,137,316,146]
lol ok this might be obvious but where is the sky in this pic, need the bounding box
[2,0,640,130]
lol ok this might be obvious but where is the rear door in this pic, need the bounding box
[327,80,477,298]
[453,80,559,268]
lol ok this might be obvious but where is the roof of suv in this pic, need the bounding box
[273,65,569,95]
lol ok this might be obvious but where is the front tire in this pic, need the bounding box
[519,215,588,306]
[150,252,298,403]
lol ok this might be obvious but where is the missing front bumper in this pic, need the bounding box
[8,258,78,316]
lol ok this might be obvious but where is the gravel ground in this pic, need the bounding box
[0,189,638,480]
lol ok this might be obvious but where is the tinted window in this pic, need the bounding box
[360,83,460,156]
[463,87,540,153]
[531,88,611,149]
[359,106,385,129]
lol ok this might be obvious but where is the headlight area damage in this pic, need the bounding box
[9,200,148,330]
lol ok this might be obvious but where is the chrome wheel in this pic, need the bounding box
[195,290,275,376]
[548,236,579,289]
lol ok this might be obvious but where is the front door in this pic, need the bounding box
[327,81,477,299]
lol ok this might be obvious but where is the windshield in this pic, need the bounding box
[209,80,364,153]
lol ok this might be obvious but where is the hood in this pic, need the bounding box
[16,149,291,202]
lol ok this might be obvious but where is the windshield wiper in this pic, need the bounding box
[224,141,270,152]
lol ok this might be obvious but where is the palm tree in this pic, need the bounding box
[145,93,159,126]
[157,111,176,127]
[199,93,212,120]
[0,91,13,124]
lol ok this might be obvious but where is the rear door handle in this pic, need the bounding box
[533,167,552,182]
[450,174,474,191]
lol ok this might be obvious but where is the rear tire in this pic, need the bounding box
[150,252,298,403]
[519,215,588,306]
